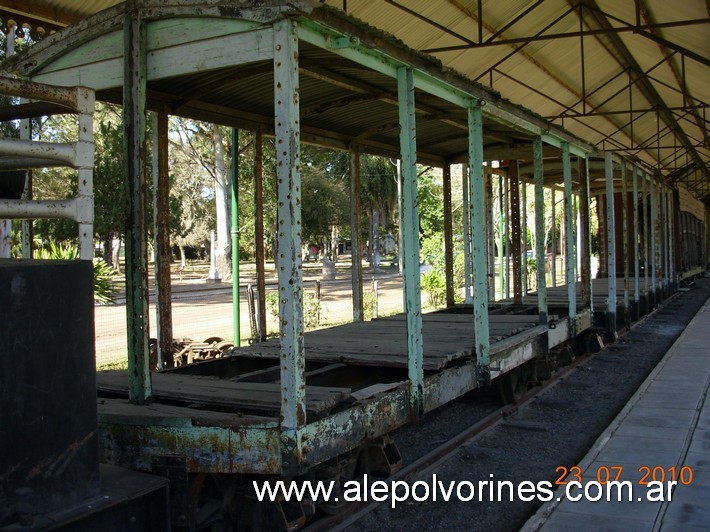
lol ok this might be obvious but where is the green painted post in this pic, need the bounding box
[605,152,617,333]
[533,138,548,326]
[274,19,306,442]
[562,142,576,335]
[469,104,490,387]
[632,166,640,317]
[398,66,424,419]
[231,128,240,346]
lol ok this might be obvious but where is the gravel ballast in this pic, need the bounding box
[350,279,710,531]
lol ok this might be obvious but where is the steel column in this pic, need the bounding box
[443,163,455,307]
[621,164,629,326]
[462,164,473,303]
[650,174,657,308]
[562,143,576,335]
[349,146,364,321]
[604,152,616,334]
[274,19,306,440]
[632,166,640,319]
[254,130,267,341]
[504,174,510,299]
[398,67,424,419]
[521,176,528,294]
[533,138,548,326]
[498,176,504,299]
[510,161,522,305]
[469,104,490,387]
[579,155,592,312]
[487,168,495,301]
[151,112,174,368]
[123,12,151,404]
[550,188,557,287]
[231,128,241,346]
[642,172,648,303]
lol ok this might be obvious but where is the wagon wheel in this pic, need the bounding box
[497,364,530,404]
[214,341,234,357]
[203,336,225,345]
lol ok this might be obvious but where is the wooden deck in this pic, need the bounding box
[228,313,542,371]
[500,277,653,310]
[96,311,547,420]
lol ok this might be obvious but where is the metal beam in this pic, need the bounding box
[349,145,363,321]
[274,19,306,444]
[398,66,424,419]
[231,127,241,347]
[152,111,174,368]
[632,166,640,318]
[562,142,576,335]
[443,163,455,307]
[533,137,548,326]
[123,11,151,404]
[469,104,491,387]
[604,152,617,333]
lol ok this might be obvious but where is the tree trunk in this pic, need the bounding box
[372,206,381,271]
[111,237,122,273]
[213,125,231,279]
[102,233,112,264]
[179,244,187,270]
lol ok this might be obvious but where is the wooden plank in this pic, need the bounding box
[96,371,350,415]
[97,397,277,427]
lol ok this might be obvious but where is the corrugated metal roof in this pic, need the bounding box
[3,0,708,200]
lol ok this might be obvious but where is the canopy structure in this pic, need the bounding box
[2,0,707,202]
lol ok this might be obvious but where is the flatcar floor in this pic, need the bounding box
[96,311,546,420]
[497,277,655,310]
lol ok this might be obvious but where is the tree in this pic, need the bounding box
[360,155,397,270]
[170,119,231,277]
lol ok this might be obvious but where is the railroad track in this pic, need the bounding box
[304,352,592,532]
[305,294,683,531]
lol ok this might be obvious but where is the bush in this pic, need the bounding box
[265,290,321,330]
[35,242,116,304]
[421,269,446,308]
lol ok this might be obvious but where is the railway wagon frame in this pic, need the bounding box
[5,0,694,527]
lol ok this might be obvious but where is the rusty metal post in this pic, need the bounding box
[123,12,151,404]
[621,163,629,326]
[632,166,640,319]
[487,168,495,300]
[562,142,576,335]
[231,128,241,346]
[254,129,267,341]
[443,163,455,307]
[650,174,658,308]
[151,111,174,368]
[498,175,504,299]
[469,103,490,387]
[521,174,528,294]
[398,66,424,418]
[350,145,364,321]
[642,172,648,304]
[579,155,592,313]
[604,152,616,334]
[510,160,522,305]
[550,188,557,287]
[462,164,473,303]
[533,138,548,326]
[274,19,306,445]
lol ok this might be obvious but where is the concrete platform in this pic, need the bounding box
[523,296,710,531]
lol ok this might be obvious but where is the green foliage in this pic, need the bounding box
[35,242,116,304]
[363,291,377,321]
[265,291,321,330]
[421,269,446,308]
[417,169,444,236]
[419,231,468,307]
